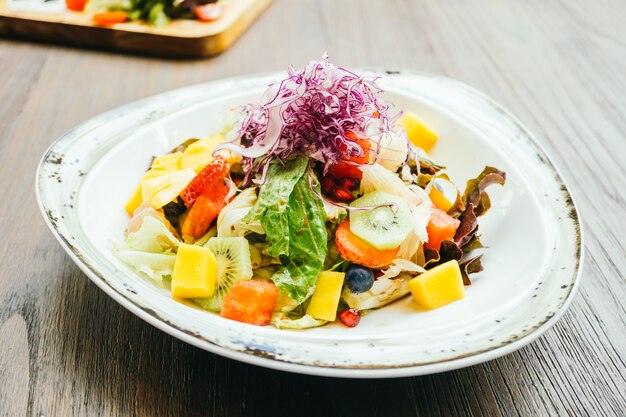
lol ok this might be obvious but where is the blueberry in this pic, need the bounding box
[345,265,374,294]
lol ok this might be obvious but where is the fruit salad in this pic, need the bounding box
[116,56,506,329]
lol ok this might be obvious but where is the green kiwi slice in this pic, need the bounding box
[349,191,414,250]
[194,236,253,311]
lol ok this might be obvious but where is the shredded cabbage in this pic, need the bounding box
[216,54,396,184]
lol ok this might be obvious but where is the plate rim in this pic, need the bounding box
[35,70,584,378]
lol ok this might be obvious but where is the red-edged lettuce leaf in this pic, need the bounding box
[423,166,505,285]
[459,255,484,285]
[461,166,506,217]
[424,240,463,267]
[453,202,478,247]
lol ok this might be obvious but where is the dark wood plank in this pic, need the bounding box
[0,0,625,416]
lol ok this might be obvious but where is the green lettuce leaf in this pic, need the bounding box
[244,157,309,258]
[270,176,328,303]
[116,250,175,282]
[125,216,180,253]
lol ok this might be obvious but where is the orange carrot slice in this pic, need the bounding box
[93,11,128,26]
[335,219,398,268]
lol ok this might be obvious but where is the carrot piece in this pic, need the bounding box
[181,179,230,241]
[93,11,128,26]
[335,219,399,269]
[66,0,88,11]
[220,280,278,326]
[424,208,461,251]
[342,132,371,164]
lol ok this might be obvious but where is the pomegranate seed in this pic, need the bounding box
[333,188,354,202]
[339,308,361,327]
[321,175,336,194]
[339,177,359,191]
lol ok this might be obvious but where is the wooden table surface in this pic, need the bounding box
[1,0,625,416]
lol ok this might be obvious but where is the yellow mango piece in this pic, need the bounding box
[141,169,196,209]
[306,271,345,322]
[399,111,438,152]
[125,154,182,216]
[409,260,464,309]
[429,186,453,212]
[171,243,217,299]
[125,169,171,216]
[182,137,218,173]
[151,152,182,172]
[125,185,144,216]
[181,135,241,173]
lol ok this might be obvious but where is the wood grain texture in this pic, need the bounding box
[1,0,625,415]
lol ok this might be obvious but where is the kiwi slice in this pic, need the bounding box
[349,191,414,250]
[194,237,253,311]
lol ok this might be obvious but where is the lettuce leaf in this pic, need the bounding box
[217,188,264,237]
[459,255,484,285]
[244,156,327,303]
[342,274,412,310]
[244,157,309,258]
[125,216,180,253]
[461,166,506,217]
[115,250,175,282]
[271,314,327,330]
[270,176,328,303]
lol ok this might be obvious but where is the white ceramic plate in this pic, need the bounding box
[36,71,583,378]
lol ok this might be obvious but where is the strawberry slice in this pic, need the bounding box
[180,156,229,207]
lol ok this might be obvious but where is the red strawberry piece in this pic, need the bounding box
[180,156,229,207]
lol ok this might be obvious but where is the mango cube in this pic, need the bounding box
[171,243,217,299]
[409,260,464,309]
[151,152,182,173]
[181,139,216,173]
[181,135,241,173]
[125,185,144,216]
[306,271,345,321]
[125,154,183,216]
[398,111,438,152]
[141,169,196,209]
[429,186,453,212]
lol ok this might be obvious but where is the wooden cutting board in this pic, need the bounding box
[0,0,273,57]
